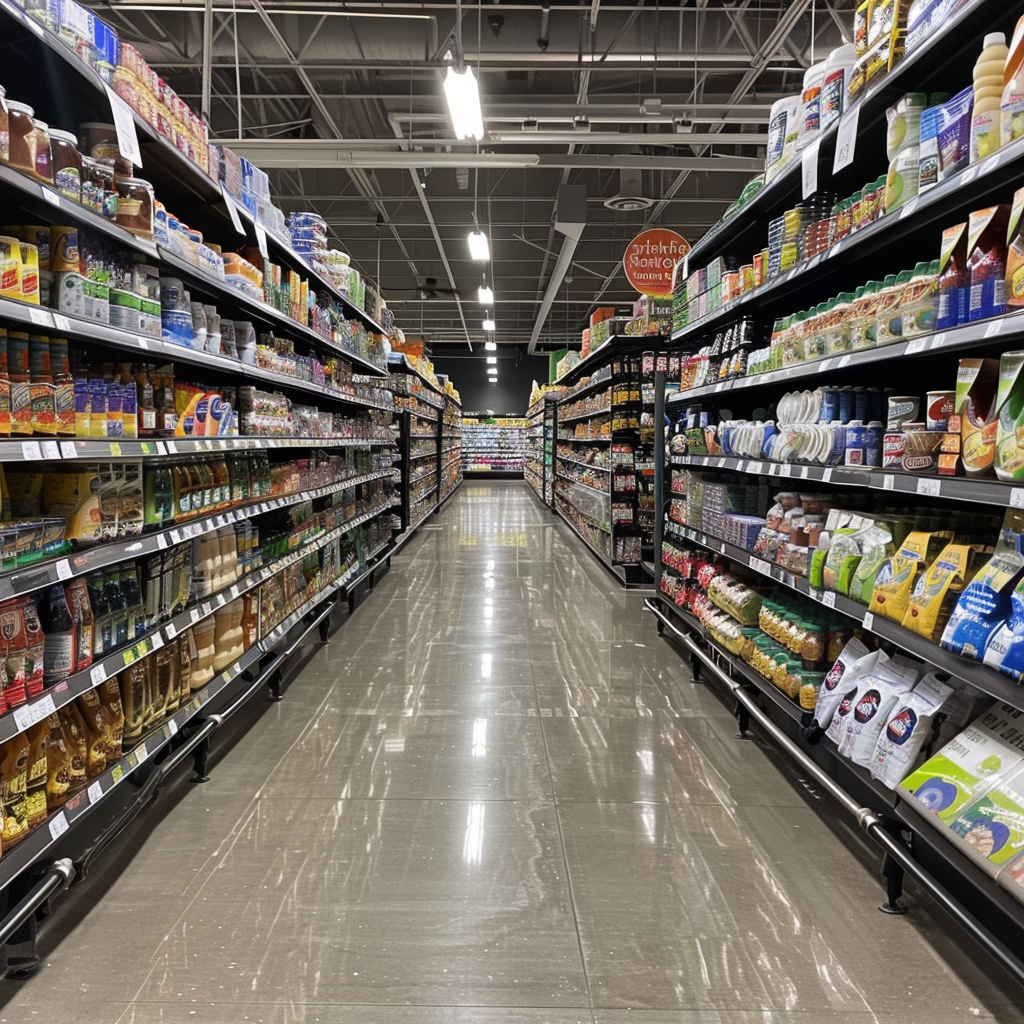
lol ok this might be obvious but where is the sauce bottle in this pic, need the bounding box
[40,584,76,686]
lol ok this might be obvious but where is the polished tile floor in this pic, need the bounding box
[4,482,1024,1023]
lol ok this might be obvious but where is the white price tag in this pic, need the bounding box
[41,187,61,207]
[822,591,837,608]
[833,103,861,173]
[769,464,780,476]
[168,718,179,736]
[60,440,78,458]
[916,477,941,496]
[12,705,34,732]
[135,742,149,764]
[20,440,41,461]
[221,185,246,235]
[28,307,52,327]
[104,84,144,167]
[985,319,1005,338]
[905,338,927,355]
[1012,488,1024,508]
[87,781,103,805]
[802,141,820,199]
[255,223,269,260]
[55,559,73,581]
[862,611,875,631]
[750,557,772,576]
[164,440,178,454]
[750,461,764,474]
[155,441,167,455]
[48,811,69,841]
[931,332,947,349]
[899,197,919,220]
[799,467,809,479]
[190,607,203,623]
[780,464,793,476]
[40,440,60,460]
[169,530,182,545]
[136,335,149,350]
[883,474,895,490]
[91,663,107,685]
[719,543,727,555]
[822,468,834,482]
[164,620,178,640]
[52,314,70,332]
[156,534,168,550]
[839,354,852,368]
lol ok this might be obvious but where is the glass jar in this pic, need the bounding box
[6,100,38,177]
[800,621,826,668]
[49,129,82,201]
[114,175,155,239]
[92,158,117,219]
[0,86,9,165]
[30,119,52,182]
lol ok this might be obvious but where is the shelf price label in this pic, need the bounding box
[749,557,772,576]
[41,187,61,208]
[985,319,1005,338]
[255,223,269,260]
[87,781,104,805]
[833,102,861,173]
[916,478,941,497]
[882,474,895,490]
[1012,488,1024,509]
[862,611,875,631]
[905,338,927,355]
[48,811,69,841]
[104,84,144,168]
[20,440,41,461]
[802,141,820,199]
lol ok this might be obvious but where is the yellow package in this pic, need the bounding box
[869,531,953,623]
[42,468,104,543]
[3,470,43,519]
[903,543,985,640]
[855,0,873,57]
[29,382,57,436]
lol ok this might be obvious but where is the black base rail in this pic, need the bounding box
[645,596,1024,993]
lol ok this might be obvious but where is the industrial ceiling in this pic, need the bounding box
[85,0,856,353]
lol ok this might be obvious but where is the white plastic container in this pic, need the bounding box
[766,95,800,181]
[821,44,857,132]
[797,61,828,151]
[972,32,1009,162]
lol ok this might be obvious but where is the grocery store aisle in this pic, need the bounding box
[4,482,1024,1024]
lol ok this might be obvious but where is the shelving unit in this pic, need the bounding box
[460,416,529,477]
[644,0,1024,976]
[554,338,658,588]
[524,393,559,508]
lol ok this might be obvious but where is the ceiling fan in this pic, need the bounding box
[393,277,460,301]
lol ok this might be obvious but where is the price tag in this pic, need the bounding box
[190,607,203,623]
[802,141,820,199]
[48,811,69,841]
[769,464,780,476]
[917,477,941,497]
[155,441,167,455]
[221,184,246,235]
[20,440,41,461]
[822,468,834,482]
[112,764,124,784]
[168,718,179,736]
[87,781,103,805]
[38,440,60,460]
[985,319,1005,338]
[164,440,178,454]
[1011,488,1024,508]
[41,187,61,208]
[822,591,837,608]
[109,441,122,457]
[906,338,927,355]
[52,314,71,332]
[60,440,78,458]
[862,611,875,631]
[820,358,835,373]
[135,741,149,765]
[832,240,843,256]
[255,223,269,260]
[91,664,106,685]
[780,465,793,477]
[931,332,947,349]
[13,705,34,732]
[750,557,772,576]
[164,620,178,640]
[104,85,143,167]
[883,474,895,490]
[53,559,74,581]
[899,197,919,220]
[156,534,168,550]
[750,461,764,475]
[719,543,727,554]
[833,102,861,172]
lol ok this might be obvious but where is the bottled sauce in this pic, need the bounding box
[241,593,260,649]
[152,644,178,721]
[99,678,125,764]
[177,633,193,700]
[190,617,216,688]
[122,565,145,640]
[1,733,32,847]
[76,690,110,778]
[39,585,75,686]
[972,33,1009,163]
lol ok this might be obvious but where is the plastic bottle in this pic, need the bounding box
[797,61,829,151]
[1001,15,1024,147]
[972,32,1009,163]
[876,271,913,345]
[902,260,940,338]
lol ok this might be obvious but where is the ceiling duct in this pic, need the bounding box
[603,169,653,212]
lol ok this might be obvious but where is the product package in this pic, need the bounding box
[948,762,1024,871]
[903,542,986,640]
[802,637,876,743]
[957,357,1000,476]
[869,530,953,622]
[996,350,1024,480]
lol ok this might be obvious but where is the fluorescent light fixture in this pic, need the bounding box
[482,318,496,331]
[486,356,497,364]
[488,378,498,383]
[478,285,494,304]
[484,341,497,351]
[444,65,484,141]
[468,230,490,261]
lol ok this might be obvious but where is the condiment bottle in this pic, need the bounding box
[972,33,1009,163]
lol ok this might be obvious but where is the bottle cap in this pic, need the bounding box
[984,32,1007,50]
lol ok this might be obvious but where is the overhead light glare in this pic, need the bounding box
[444,65,484,141]
[486,356,497,364]
[468,230,490,261]
[478,285,494,304]
[484,341,497,351]
[482,318,496,332]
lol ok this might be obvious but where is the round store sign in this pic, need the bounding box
[623,228,690,298]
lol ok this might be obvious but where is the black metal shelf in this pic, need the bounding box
[557,435,612,444]
[673,455,1024,509]
[555,473,610,499]
[558,406,612,424]
[556,454,612,472]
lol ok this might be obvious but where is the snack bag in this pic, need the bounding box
[803,638,879,744]
[869,531,953,622]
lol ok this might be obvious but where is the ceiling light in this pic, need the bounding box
[486,356,497,364]
[444,65,484,141]
[484,341,497,351]
[478,285,494,304]
[468,230,490,261]
[482,318,496,332]
[489,378,498,383]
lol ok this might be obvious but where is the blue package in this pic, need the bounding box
[937,86,974,183]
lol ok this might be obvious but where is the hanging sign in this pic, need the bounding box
[623,228,690,298]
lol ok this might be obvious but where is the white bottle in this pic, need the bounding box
[972,32,1009,163]
[766,95,801,180]
[821,44,857,132]
[797,61,829,151]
